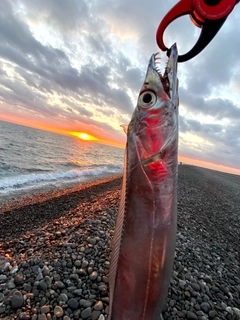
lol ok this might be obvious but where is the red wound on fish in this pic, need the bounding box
[148,161,168,180]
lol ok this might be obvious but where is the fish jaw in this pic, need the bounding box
[108,44,179,320]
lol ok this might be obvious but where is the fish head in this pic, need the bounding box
[128,44,179,176]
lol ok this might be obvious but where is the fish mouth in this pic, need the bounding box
[152,43,178,99]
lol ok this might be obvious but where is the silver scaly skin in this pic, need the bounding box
[108,43,179,320]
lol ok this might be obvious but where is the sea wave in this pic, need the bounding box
[0,164,123,194]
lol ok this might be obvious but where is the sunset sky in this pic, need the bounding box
[0,0,240,174]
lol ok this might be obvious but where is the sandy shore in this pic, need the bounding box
[0,166,239,320]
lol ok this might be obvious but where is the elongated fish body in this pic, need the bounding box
[108,44,179,320]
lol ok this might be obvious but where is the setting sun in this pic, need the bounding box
[70,132,98,141]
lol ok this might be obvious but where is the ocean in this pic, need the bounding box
[0,120,124,203]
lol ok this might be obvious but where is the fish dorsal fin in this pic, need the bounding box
[108,148,128,320]
[120,124,128,135]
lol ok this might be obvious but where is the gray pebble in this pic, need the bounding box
[8,280,16,289]
[39,280,48,291]
[53,274,61,281]
[73,288,82,296]
[78,268,87,276]
[23,283,32,292]
[42,266,50,276]
[55,280,65,289]
[92,310,101,320]
[94,301,103,311]
[0,275,7,281]
[45,276,51,286]
[38,314,47,320]
[11,290,24,309]
[201,302,210,313]
[40,297,47,306]
[54,306,64,318]
[186,311,198,320]
[41,305,50,314]
[209,309,217,318]
[69,273,79,281]
[36,272,43,281]
[233,308,240,317]
[90,271,98,281]
[80,299,92,308]
[58,293,68,302]
[68,298,79,310]
[82,260,89,268]
[191,283,200,291]
[0,306,5,314]
[74,260,81,267]
[98,284,107,291]
[14,274,24,285]
[81,307,92,319]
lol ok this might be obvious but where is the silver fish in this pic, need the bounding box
[108,43,179,320]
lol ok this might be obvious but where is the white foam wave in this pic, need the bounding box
[0,165,123,194]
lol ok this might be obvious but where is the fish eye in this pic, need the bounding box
[139,91,157,108]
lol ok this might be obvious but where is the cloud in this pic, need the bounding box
[0,0,239,171]
[179,115,240,169]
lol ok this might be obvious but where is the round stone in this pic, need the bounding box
[82,260,89,268]
[11,290,24,309]
[74,260,81,267]
[92,310,100,320]
[68,298,79,310]
[233,308,240,317]
[39,280,48,291]
[191,283,200,291]
[93,301,103,311]
[81,307,92,319]
[38,314,47,320]
[8,280,16,289]
[186,311,198,320]
[201,302,210,313]
[77,268,87,276]
[42,266,50,276]
[54,306,64,318]
[209,310,217,318]
[0,275,7,281]
[58,293,68,302]
[55,280,65,289]
[41,305,50,314]
[44,276,51,286]
[90,271,98,281]
[14,274,24,285]
[80,299,92,308]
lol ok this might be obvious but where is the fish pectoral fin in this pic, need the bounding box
[120,124,128,135]
[139,152,163,166]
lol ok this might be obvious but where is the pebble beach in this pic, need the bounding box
[0,165,239,320]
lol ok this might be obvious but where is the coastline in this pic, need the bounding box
[0,166,239,319]
[0,175,123,213]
